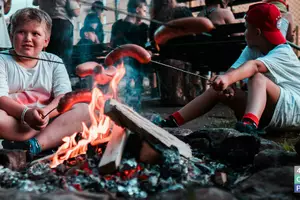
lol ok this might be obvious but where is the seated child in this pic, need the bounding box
[75,26,100,66]
[77,26,99,45]
[0,8,90,157]
[160,3,300,134]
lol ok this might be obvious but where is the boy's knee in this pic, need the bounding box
[0,110,9,125]
[72,103,89,112]
[249,73,266,84]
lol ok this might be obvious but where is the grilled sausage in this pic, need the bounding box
[154,17,214,45]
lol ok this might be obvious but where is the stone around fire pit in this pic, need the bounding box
[177,128,286,167]
[185,128,261,166]
[254,149,300,170]
[232,166,300,200]
[148,187,237,200]
[0,188,113,200]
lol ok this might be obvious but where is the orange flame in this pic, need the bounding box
[50,62,126,168]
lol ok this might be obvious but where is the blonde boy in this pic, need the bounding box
[0,8,90,157]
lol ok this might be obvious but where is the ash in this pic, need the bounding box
[0,146,248,199]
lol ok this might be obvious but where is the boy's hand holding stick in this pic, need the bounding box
[209,75,234,97]
[24,108,49,130]
[41,107,57,119]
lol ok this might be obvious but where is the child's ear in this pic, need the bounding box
[44,37,50,48]
[256,28,262,36]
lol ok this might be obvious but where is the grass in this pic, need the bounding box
[281,139,296,152]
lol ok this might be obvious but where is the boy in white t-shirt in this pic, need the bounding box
[160,3,300,134]
[0,8,90,157]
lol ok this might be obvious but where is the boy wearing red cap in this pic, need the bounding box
[160,3,300,134]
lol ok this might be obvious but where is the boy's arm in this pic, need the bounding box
[41,94,64,118]
[226,60,268,85]
[49,55,72,117]
[0,58,24,118]
[0,96,26,120]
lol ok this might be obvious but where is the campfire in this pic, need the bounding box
[50,62,126,168]
[0,59,255,199]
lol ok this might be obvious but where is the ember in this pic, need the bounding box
[0,145,240,199]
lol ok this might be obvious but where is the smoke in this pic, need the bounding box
[119,58,144,112]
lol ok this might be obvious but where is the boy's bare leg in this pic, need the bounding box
[245,73,280,122]
[0,110,39,141]
[219,88,248,120]
[178,87,247,122]
[168,73,279,128]
[35,103,90,151]
[178,88,219,123]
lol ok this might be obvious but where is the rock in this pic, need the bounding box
[163,128,193,137]
[186,128,288,166]
[0,188,112,200]
[149,187,237,200]
[259,138,283,151]
[295,139,300,156]
[254,149,300,170]
[192,187,237,200]
[232,166,300,200]
[187,128,260,166]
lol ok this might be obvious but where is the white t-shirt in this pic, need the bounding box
[231,44,300,128]
[0,0,12,48]
[0,51,72,108]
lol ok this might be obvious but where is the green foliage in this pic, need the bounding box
[281,139,296,152]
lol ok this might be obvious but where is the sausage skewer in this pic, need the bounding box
[42,107,58,119]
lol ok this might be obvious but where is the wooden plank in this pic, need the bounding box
[104,99,192,158]
[98,125,129,174]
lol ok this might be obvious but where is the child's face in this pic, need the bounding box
[12,21,49,58]
[85,31,97,42]
[244,22,261,48]
[136,3,147,18]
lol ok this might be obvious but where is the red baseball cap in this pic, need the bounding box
[245,3,286,45]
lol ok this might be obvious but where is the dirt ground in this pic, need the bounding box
[141,100,236,131]
[141,99,300,149]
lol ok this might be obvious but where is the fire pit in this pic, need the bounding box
[0,61,297,200]
[0,136,245,199]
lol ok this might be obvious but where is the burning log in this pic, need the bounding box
[104,99,192,158]
[98,125,129,174]
[139,141,162,164]
[30,154,53,165]
[0,149,27,171]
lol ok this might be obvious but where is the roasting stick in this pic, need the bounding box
[150,60,210,80]
[42,107,58,119]
[0,52,64,64]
